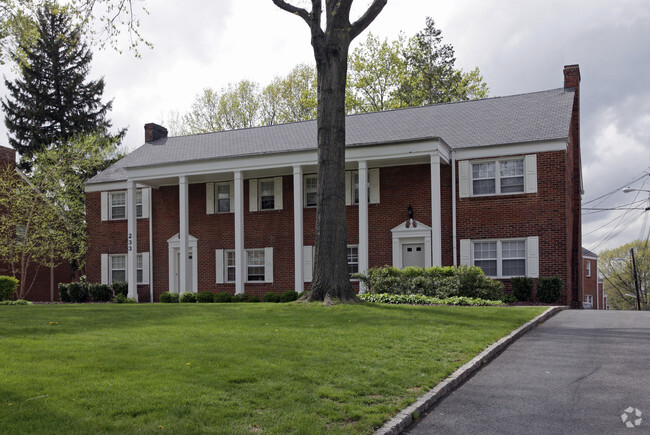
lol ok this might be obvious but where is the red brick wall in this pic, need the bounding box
[582,257,602,309]
[455,151,572,304]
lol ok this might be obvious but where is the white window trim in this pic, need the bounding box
[101,252,149,285]
[459,237,539,278]
[249,178,283,212]
[304,174,318,208]
[345,168,380,206]
[101,188,149,221]
[458,154,536,198]
[206,182,235,214]
[215,247,273,283]
[302,245,360,282]
[586,260,591,277]
[471,158,524,196]
[347,245,359,278]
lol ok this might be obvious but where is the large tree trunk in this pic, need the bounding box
[272,0,387,303]
[304,30,357,303]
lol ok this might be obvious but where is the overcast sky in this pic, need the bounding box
[2,0,650,254]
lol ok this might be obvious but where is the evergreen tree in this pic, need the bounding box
[2,2,118,171]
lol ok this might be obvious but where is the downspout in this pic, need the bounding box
[451,150,458,266]
[149,188,154,302]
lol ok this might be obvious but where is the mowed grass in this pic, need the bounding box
[0,303,546,434]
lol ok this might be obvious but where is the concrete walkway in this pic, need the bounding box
[405,310,650,434]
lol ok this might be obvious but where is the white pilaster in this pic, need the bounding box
[358,161,369,292]
[234,171,245,294]
[293,166,304,292]
[179,175,189,293]
[127,180,138,301]
[431,154,442,266]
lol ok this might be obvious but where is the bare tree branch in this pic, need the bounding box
[271,0,311,25]
[350,0,387,40]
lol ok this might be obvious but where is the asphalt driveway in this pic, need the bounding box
[405,310,650,434]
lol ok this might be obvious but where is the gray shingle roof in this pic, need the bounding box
[88,87,575,184]
[582,247,598,258]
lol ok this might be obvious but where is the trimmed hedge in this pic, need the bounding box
[180,292,197,303]
[537,277,563,303]
[112,281,128,297]
[197,291,215,303]
[511,277,534,302]
[354,265,504,301]
[159,292,179,303]
[214,292,232,303]
[359,293,505,306]
[280,290,299,303]
[231,293,249,303]
[89,283,113,302]
[262,292,281,303]
[0,276,19,301]
[67,282,89,303]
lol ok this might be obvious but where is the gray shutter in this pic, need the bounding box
[249,179,258,212]
[274,176,283,210]
[206,183,215,214]
[527,236,539,278]
[215,249,225,283]
[369,168,380,204]
[229,181,234,213]
[458,161,470,198]
[303,245,313,282]
[525,154,538,194]
[141,252,150,284]
[345,172,352,205]
[459,239,471,266]
[264,247,273,283]
[101,192,109,221]
[140,188,150,219]
[101,254,109,284]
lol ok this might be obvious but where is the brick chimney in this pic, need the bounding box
[0,146,16,167]
[563,64,580,91]
[144,123,168,143]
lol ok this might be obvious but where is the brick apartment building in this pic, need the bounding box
[0,146,70,301]
[582,247,607,309]
[85,64,584,306]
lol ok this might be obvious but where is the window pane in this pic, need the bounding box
[137,269,143,283]
[226,251,236,282]
[353,173,359,204]
[306,177,317,207]
[247,250,265,281]
[347,246,359,276]
[260,180,275,210]
[217,184,230,212]
[475,260,497,276]
[502,241,525,258]
[111,255,126,269]
[502,259,525,276]
[472,162,495,179]
[473,179,496,194]
[501,176,524,193]
[474,242,497,260]
[112,270,126,283]
[111,192,126,219]
[500,160,523,177]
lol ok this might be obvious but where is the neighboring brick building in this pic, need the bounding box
[582,247,608,309]
[0,146,70,301]
[85,65,585,306]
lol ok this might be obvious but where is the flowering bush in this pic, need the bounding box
[359,293,505,306]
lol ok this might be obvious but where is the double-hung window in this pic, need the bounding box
[471,239,527,277]
[249,177,283,211]
[304,175,318,207]
[586,260,591,277]
[101,253,148,285]
[472,159,524,196]
[345,169,380,205]
[110,192,126,219]
[347,245,359,276]
[110,254,127,283]
[217,183,231,213]
[103,189,145,220]
[215,248,273,283]
[259,180,275,210]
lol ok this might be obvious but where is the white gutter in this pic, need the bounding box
[451,150,458,266]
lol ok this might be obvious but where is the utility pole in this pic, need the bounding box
[630,248,642,311]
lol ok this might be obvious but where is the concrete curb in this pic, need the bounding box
[374,305,567,435]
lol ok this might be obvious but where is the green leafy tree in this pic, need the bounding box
[600,240,649,310]
[0,134,120,298]
[2,2,122,171]
[273,0,387,303]
[217,80,261,130]
[0,0,149,65]
[396,17,488,106]
[260,63,317,125]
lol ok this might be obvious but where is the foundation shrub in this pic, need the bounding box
[214,292,232,303]
[511,277,534,302]
[89,283,113,302]
[231,293,248,303]
[280,290,299,303]
[67,282,89,303]
[159,292,179,303]
[537,277,563,303]
[111,281,128,297]
[180,292,197,303]
[0,276,18,300]
[197,291,215,303]
[262,292,281,303]
[58,283,71,302]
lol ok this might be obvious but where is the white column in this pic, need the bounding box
[431,153,442,266]
[358,161,369,292]
[127,180,138,301]
[293,166,304,292]
[179,175,189,293]
[234,171,245,294]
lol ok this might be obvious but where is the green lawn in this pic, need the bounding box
[0,303,546,434]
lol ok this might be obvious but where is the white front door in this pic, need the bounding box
[173,249,194,293]
[402,243,425,268]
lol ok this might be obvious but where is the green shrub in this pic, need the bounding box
[231,293,249,303]
[280,290,299,303]
[358,293,505,306]
[197,291,215,303]
[113,293,127,303]
[58,283,70,302]
[214,292,232,303]
[67,282,89,303]
[0,276,18,301]
[262,292,281,303]
[511,277,534,301]
[0,299,33,305]
[537,277,563,303]
[89,283,113,302]
[180,292,197,303]
[501,294,519,303]
[111,281,128,297]
[248,295,260,303]
[159,292,179,303]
